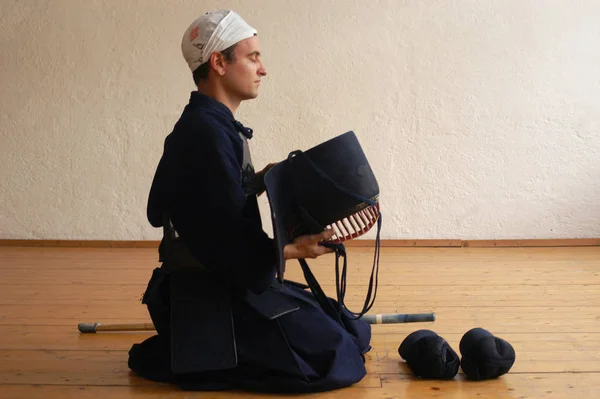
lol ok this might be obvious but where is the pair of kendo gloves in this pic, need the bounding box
[398,327,516,380]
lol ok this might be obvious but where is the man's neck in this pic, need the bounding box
[196,83,240,115]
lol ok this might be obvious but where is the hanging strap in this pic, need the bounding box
[297,257,345,326]
[329,214,382,320]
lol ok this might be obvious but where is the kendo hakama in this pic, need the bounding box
[127,92,371,393]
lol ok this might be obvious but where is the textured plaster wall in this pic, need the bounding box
[1,0,599,241]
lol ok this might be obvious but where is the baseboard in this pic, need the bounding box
[460,239,600,247]
[0,238,598,248]
[352,238,600,247]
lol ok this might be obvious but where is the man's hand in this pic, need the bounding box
[283,229,336,260]
[255,162,279,196]
[258,162,278,176]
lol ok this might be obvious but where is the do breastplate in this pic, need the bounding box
[240,132,257,195]
[238,127,266,197]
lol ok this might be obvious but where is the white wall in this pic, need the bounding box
[1,0,599,241]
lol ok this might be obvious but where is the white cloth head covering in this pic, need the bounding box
[182,10,257,72]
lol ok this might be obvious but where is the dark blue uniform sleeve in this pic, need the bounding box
[167,122,277,294]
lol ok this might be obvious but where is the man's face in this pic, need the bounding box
[221,36,267,101]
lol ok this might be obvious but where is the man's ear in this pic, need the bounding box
[209,52,226,76]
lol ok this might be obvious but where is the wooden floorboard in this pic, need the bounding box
[0,373,597,399]
[0,246,599,398]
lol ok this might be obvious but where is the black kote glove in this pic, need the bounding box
[398,329,460,379]
[459,327,516,380]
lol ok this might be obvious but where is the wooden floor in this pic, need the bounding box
[1,245,599,398]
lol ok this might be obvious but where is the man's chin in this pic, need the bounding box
[243,92,259,100]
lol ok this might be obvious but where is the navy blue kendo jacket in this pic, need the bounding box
[146,91,276,294]
[131,91,371,394]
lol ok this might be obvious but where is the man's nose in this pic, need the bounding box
[258,62,267,76]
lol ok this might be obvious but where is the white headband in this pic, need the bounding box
[181,10,257,72]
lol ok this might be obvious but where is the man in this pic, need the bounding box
[128,10,371,393]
